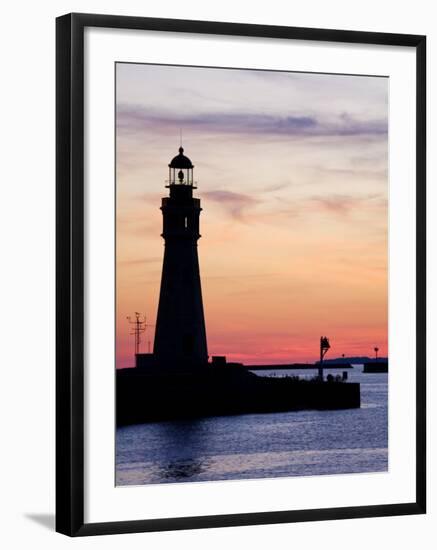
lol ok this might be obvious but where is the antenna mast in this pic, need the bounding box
[127,312,152,357]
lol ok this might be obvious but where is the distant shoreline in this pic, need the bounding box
[246,363,354,370]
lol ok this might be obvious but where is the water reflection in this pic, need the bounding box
[148,418,212,480]
[160,458,210,480]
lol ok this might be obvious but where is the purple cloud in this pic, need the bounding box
[310,193,386,215]
[116,105,387,139]
[201,190,260,220]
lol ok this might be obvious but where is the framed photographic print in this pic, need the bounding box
[56,13,426,536]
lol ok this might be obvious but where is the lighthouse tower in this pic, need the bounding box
[153,147,208,372]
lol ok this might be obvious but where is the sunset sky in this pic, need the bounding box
[116,62,388,368]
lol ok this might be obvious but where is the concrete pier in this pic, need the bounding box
[117,366,360,426]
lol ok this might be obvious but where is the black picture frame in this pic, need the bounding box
[56,12,426,537]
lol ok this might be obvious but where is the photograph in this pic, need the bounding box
[115,62,389,487]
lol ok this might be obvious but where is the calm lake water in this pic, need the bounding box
[116,365,388,485]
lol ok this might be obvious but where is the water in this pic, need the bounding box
[116,365,388,485]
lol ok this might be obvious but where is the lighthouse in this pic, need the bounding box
[153,147,208,371]
[119,148,362,424]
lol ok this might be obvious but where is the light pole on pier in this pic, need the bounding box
[319,336,331,381]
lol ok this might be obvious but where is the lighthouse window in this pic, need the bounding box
[184,216,188,228]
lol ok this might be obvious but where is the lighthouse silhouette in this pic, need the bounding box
[153,146,208,371]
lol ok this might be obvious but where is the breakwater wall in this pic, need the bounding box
[363,362,388,373]
[117,366,360,426]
